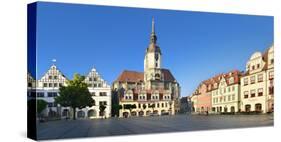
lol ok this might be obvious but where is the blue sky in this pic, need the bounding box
[34,2,273,96]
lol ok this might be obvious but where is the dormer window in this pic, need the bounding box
[257,64,260,69]
[49,75,52,79]
[252,65,255,70]
[229,77,234,84]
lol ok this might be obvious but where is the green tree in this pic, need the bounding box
[112,104,122,117]
[55,73,95,120]
[99,104,106,118]
[37,99,47,115]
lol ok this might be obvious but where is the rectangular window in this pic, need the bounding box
[250,76,255,84]
[232,86,235,91]
[47,92,57,97]
[28,83,32,87]
[91,92,96,96]
[89,77,92,81]
[252,65,255,70]
[48,76,52,79]
[250,90,255,97]
[48,103,53,107]
[258,88,263,96]
[228,95,231,101]
[53,92,57,97]
[54,76,57,79]
[258,74,263,82]
[37,92,44,97]
[223,96,226,102]
[257,64,260,69]
[269,71,274,79]
[49,83,52,87]
[271,59,274,64]
[93,84,97,87]
[99,92,107,96]
[228,87,230,92]
[54,83,58,87]
[269,86,274,95]
[244,78,248,86]
[232,94,235,101]
[59,83,63,87]
[43,83,47,87]
[98,83,102,87]
[99,101,107,106]
[244,91,249,98]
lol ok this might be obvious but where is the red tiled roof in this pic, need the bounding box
[115,70,144,83]
[194,70,242,93]
[115,69,176,83]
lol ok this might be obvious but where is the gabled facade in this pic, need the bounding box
[240,45,274,113]
[35,64,69,118]
[31,64,112,119]
[82,68,111,119]
[211,70,241,113]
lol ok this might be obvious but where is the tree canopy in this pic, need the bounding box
[37,99,47,114]
[55,73,95,120]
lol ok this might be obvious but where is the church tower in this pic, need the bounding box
[144,17,163,88]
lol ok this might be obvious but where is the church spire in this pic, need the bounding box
[150,17,157,44]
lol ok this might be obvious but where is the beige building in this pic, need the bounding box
[112,18,180,118]
[211,70,241,113]
[240,45,274,113]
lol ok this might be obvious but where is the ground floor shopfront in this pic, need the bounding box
[212,101,240,113]
[119,101,175,118]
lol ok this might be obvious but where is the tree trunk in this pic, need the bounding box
[73,107,76,120]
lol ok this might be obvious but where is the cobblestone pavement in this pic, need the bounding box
[37,114,273,140]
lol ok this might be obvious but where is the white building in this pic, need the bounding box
[81,68,111,119]
[31,64,111,119]
[240,45,274,113]
[35,64,69,118]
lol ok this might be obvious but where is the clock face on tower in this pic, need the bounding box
[155,53,159,61]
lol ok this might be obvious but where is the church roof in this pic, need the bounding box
[115,68,176,83]
[115,70,144,83]
[161,68,176,82]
